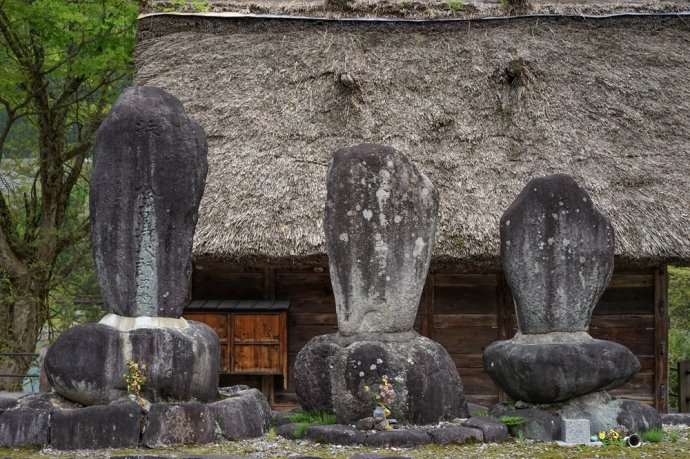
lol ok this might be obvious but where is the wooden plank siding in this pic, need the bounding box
[191,262,667,411]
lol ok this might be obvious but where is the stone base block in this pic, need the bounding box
[50,401,142,450]
[0,408,49,447]
[483,334,640,403]
[142,402,215,447]
[210,388,272,439]
[45,321,219,405]
[295,332,468,424]
[556,391,662,434]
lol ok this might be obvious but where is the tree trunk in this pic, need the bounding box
[0,272,49,391]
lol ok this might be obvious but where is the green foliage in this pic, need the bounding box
[639,428,664,443]
[499,415,527,426]
[285,409,337,438]
[444,0,466,12]
[0,0,137,388]
[148,0,211,12]
[669,266,690,408]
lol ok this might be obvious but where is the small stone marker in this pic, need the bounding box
[561,418,590,444]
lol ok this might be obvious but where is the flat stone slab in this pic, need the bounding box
[489,406,562,442]
[304,424,366,445]
[50,401,141,450]
[142,402,215,447]
[0,408,49,447]
[483,334,639,403]
[662,413,690,425]
[426,426,483,445]
[463,416,509,443]
[364,429,432,447]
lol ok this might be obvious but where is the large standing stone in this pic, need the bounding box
[91,85,208,318]
[500,174,614,333]
[484,174,639,404]
[325,143,438,336]
[45,321,219,405]
[210,388,273,439]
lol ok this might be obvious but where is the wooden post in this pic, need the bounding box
[421,273,435,339]
[654,264,669,412]
[680,360,690,413]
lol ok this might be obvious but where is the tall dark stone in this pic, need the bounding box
[91,86,208,318]
[500,174,614,333]
[483,174,652,432]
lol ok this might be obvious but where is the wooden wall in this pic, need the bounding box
[191,261,668,411]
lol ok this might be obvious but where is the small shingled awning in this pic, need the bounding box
[184,299,290,312]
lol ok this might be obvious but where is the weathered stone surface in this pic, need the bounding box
[45,321,219,405]
[210,388,272,439]
[561,418,591,444]
[92,85,208,318]
[348,455,413,459]
[295,333,468,424]
[662,413,690,425]
[304,424,366,445]
[463,416,509,443]
[325,144,438,336]
[426,426,483,445]
[142,402,215,447]
[555,391,662,434]
[0,395,19,412]
[0,408,49,447]
[364,430,432,447]
[356,416,376,430]
[50,401,141,450]
[483,333,640,403]
[277,422,302,439]
[501,174,614,334]
[489,405,561,442]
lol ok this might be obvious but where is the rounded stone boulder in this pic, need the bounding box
[45,320,219,405]
[483,332,640,403]
[295,332,468,424]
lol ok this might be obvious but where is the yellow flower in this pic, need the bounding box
[598,431,606,440]
[385,424,392,430]
[363,385,370,392]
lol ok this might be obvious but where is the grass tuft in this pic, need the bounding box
[285,409,337,438]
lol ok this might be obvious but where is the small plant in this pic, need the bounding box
[445,0,465,12]
[124,360,147,403]
[364,375,396,418]
[264,426,278,440]
[667,431,679,442]
[285,409,337,439]
[597,425,627,446]
[473,407,490,417]
[500,415,527,427]
[639,428,664,443]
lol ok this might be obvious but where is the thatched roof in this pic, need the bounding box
[134,12,690,267]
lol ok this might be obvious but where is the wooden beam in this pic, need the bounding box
[654,264,669,413]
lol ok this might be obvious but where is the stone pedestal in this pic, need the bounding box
[296,144,467,423]
[483,175,640,403]
[44,86,218,405]
[296,332,467,424]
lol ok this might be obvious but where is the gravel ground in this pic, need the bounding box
[2,425,689,459]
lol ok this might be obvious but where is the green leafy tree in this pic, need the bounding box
[669,266,690,407]
[0,0,137,390]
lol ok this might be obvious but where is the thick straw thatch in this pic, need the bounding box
[135,12,690,267]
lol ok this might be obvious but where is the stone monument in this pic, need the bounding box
[295,143,468,424]
[45,86,219,405]
[483,174,660,435]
